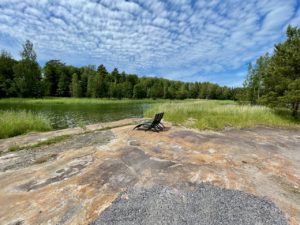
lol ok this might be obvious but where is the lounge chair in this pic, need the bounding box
[133,112,165,132]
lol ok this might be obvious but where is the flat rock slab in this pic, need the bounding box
[0,118,143,153]
[0,130,115,172]
[91,184,288,225]
[0,124,299,225]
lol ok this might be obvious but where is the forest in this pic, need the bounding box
[0,26,299,117]
[238,25,300,117]
[0,41,236,100]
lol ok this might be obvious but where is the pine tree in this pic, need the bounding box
[263,25,300,117]
[0,51,17,97]
[13,40,41,97]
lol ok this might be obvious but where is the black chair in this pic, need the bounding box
[133,112,165,132]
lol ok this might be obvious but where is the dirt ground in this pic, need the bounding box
[0,119,299,225]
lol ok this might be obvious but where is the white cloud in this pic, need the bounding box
[0,0,298,86]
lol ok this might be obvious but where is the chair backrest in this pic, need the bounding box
[153,112,164,124]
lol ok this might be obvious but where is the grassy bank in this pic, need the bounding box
[145,100,300,130]
[0,110,52,139]
[0,98,162,139]
[1,98,299,139]
[0,98,163,105]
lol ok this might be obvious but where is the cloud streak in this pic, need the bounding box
[0,0,299,86]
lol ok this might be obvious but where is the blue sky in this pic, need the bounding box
[0,0,299,86]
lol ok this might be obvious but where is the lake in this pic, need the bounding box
[0,100,150,129]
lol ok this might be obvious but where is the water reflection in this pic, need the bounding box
[0,103,148,129]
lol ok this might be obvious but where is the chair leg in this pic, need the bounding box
[153,127,160,132]
[156,124,163,130]
[133,124,143,130]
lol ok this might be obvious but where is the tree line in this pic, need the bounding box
[0,40,237,100]
[1,26,298,116]
[237,25,300,117]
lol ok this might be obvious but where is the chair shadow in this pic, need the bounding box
[160,126,172,132]
[133,126,171,132]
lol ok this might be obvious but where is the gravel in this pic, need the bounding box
[90,184,288,225]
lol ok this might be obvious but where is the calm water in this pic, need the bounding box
[0,102,149,129]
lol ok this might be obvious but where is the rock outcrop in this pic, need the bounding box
[0,120,299,224]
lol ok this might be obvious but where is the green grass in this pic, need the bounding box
[0,110,52,139]
[145,100,300,130]
[0,97,164,105]
[0,98,163,139]
[5,120,137,154]
[30,134,71,148]
[1,98,299,139]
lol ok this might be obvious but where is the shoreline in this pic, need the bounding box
[0,118,144,154]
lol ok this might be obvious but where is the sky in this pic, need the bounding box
[0,0,299,87]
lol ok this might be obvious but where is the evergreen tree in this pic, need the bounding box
[261,25,300,117]
[13,40,41,97]
[241,25,300,117]
[0,51,17,97]
[97,64,108,97]
[0,41,241,101]
[111,68,120,84]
